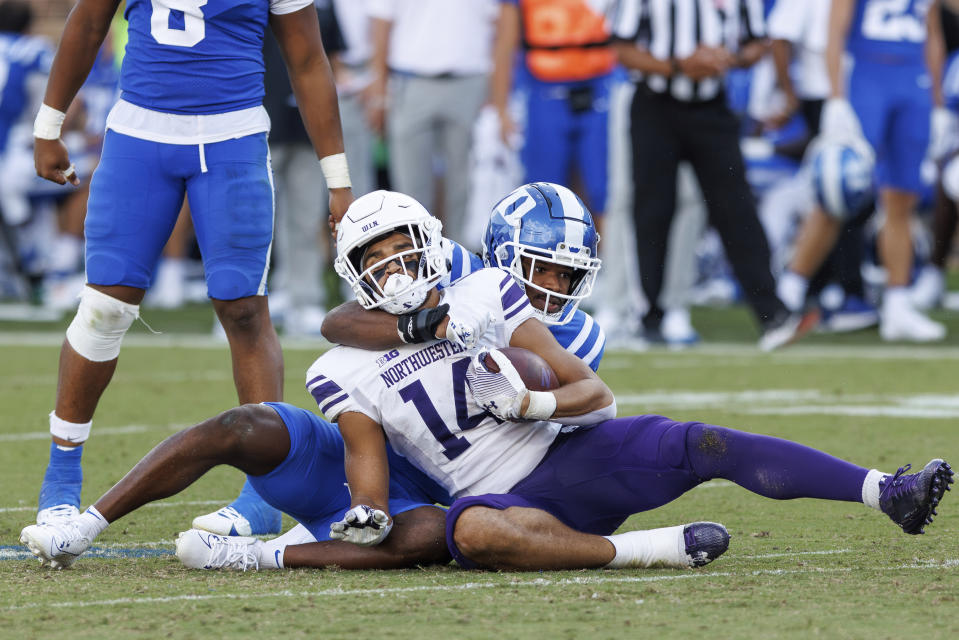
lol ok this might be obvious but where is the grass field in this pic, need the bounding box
[1,304,957,639]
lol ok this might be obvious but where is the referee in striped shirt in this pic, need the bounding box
[612,0,807,350]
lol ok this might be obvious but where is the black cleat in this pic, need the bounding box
[879,459,953,534]
[683,522,730,567]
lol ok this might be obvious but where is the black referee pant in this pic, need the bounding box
[629,85,786,332]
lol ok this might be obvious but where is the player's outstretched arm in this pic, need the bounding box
[34,0,119,186]
[508,318,615,421]
[270,6,353,220]
[333,411,393,545]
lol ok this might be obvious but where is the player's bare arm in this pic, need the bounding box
[826,0,855,98]
[507,317,614,419]
[927,0,945,107]
[323,300,455,349]
[34,0,120,186]
[491,2,521,145]
[270,6,353,220]
[333,411,395,546]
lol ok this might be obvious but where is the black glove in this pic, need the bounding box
[397,303,450,344]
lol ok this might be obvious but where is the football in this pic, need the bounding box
[482,347,560,391]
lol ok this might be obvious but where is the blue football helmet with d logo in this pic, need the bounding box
[483,182,601,325]
[809,137,875,220]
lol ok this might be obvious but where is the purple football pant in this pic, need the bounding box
[446,414,869,568]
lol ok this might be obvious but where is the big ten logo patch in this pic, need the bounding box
[376,349,401,367]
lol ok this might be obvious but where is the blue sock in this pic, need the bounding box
[228,477,282,535]
[38,442,83,510]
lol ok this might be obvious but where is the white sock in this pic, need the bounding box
[257,538,286,570]
[883,287,910,314]
[77,506,109,540]
[255,523,317,569]
[861,469,886,510]
[777,271,809,313]
[604,525,687,569]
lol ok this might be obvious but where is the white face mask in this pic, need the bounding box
[378,271,428,314]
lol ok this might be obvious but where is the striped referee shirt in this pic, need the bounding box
[612,0,766,102]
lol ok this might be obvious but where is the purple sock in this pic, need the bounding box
[686,423,868,503]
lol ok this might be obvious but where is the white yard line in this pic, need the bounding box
[601,342,959,361]
[0,370,234,387]
[614,390,959,419]
[739,549,852,559]
[0,499,226,514]
[0,423,188,443]
[3,333,959,358]
[2,562,954,611]
[0,332,331,351]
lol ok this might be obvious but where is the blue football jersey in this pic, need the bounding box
[847,0,930,66]
[442,239,606,372]
[0,33,53,151]
[120,0,274,114]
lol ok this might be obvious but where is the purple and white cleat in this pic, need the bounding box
[879,459,953,535]
[683,522,730,567]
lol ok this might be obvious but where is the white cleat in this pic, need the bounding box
[175,529,261,571]
[20,521,91,570]
[192,506,253,536]
[37,504,80,526]
[880,305,946,342]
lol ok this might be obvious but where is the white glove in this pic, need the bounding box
[329,505,393,547]
[928,107,959,163]
[465,350,529,420]
[820,97,863,142]
[445,309,494,350]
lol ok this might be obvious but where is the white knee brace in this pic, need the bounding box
[65,287,139,362]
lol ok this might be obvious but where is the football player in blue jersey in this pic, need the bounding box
[31,0,354,537]
[777,0,947,343]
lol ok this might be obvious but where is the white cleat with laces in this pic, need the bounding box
[20,519,91,570]
[175,529,262,571]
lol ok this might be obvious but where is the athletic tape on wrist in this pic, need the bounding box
[522,391,557,421]
[34,104,66,140]
[320,152,352,189]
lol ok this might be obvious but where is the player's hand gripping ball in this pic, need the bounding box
[330,505,393,547]
[466,347,558,420]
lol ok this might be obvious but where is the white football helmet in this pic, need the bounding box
[334,190,447,315]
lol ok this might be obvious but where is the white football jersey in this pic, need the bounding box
[306,268,561,498]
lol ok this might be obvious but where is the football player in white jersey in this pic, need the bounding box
[31,0,353,537]
[313,192,950,571]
